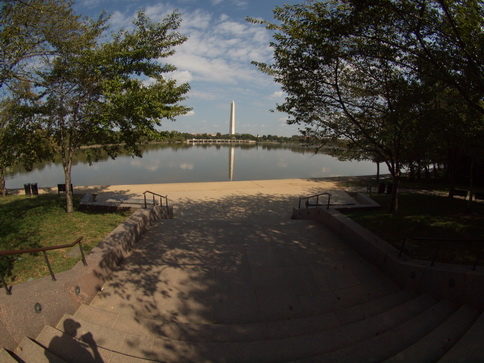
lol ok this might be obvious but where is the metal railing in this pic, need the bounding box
[143,191,168,209]
[298,193,332,210]
[399,236,484,270]
[0,237,86,295]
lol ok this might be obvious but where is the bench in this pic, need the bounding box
[57,184,73,196]
[450,189,468,199]
[473,192,484,201]
[368,182,393,194]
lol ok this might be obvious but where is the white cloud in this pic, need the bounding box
[169,70,194,83]
[219,14,230,22]
[108,10,133,30]
[188,90,218,100]
[270,91,285,99]
[130,159,160,172]
[180,9,212,30]
[77,1,297,135]
[103,4,273,89]
[216,20,248,36]
[166,10,272,86]
[79,0,103,8]
[234,0,249,8]
[145,3,173,21]
[170,52,239,83]
[180,163,194,170]
[142,78,156,87]
[181,110,196,117]
[167,161,194,170]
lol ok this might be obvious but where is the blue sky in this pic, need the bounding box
[74,0,302,137]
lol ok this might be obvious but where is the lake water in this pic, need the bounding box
[6,143,387,188]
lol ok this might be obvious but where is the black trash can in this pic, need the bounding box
[31,183,39,195]
[24,183,31,196]
[386,183,393,194]
[378,183,386,194]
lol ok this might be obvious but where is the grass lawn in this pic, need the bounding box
[344,193,484,266]
[0,194,131,285]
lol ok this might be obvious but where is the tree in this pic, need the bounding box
[0,0,81,89]
[251,1,427,212]
[348,0,484,190]
[398,0,483,115]
[0,83,54,196]
[357,0,484,196]
[16,10,191,213]
[250,0,483,213]
[0,0,82,196]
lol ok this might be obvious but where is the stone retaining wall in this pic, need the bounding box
[293,199,484,309]
[0,205,164,351]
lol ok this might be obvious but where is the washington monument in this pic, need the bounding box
[229,100,235,135]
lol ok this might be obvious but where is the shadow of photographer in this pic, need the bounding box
[47,318,103,362]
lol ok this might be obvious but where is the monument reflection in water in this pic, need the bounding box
[6,143,386,189]
[229,146,235,181]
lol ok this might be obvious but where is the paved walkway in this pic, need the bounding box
[6,178,484,361]
[89,179,398,328]
[76,178,359,204]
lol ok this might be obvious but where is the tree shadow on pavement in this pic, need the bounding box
[91,191,398,361]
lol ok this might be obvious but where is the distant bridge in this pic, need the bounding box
[186,139,256,144]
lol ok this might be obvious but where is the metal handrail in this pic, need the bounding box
[0,237,86,295]
[143,191,168,209]
[399,236,484,270]
[298,193,332,210]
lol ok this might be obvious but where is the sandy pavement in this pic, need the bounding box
[68,178,352,204]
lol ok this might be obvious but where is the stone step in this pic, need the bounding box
[302,299,458,362]
[333,288,417,326]
[48,294,438,362]
[385,304,480,362]
[75,288,417,343]
[35,324,155,362]
[438,311,484,362]
[0,348,18,363]
[14,336,66,363]
[49,314,169,361]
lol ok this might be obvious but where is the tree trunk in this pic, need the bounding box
[424,164,430,179]
[408,163,415,181]
[63,158,74,214]
[466,157,475,211]
[448,164,457,198]
[385,159,401,214]
[0,166,6,197]
[389,173,400,214]
[448,152,457,197]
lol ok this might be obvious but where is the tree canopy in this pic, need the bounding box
[2,2,191,212]
[250,0,483,212]
[0,0,83,90]
[0,0,82,196]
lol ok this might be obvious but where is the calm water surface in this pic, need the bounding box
[6,143,387,188]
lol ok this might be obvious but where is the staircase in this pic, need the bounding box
[4,194,484,362]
